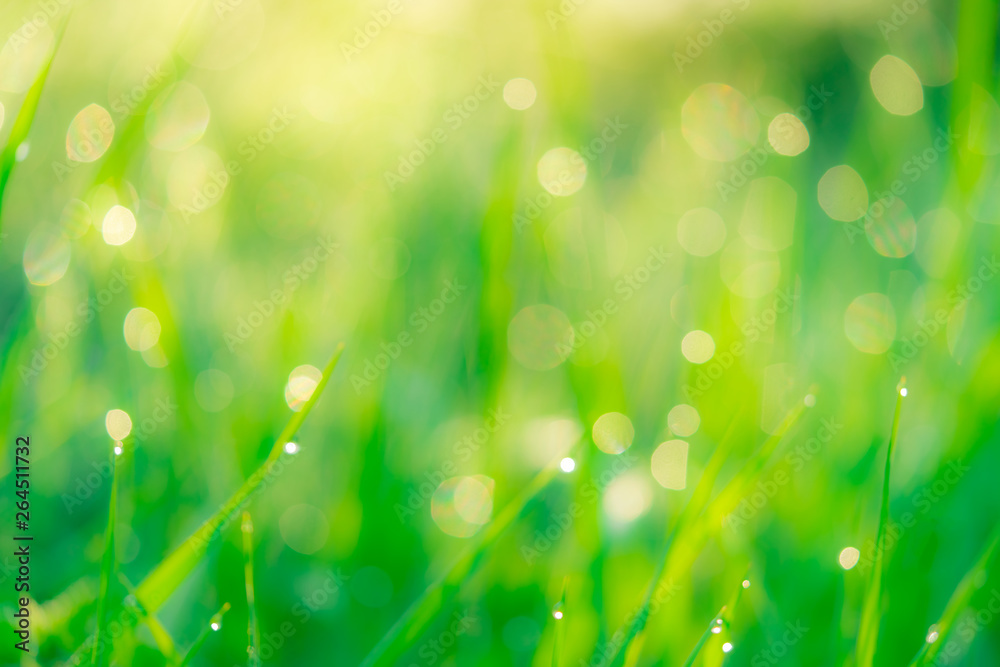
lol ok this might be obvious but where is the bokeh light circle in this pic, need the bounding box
[681,83,760,162]
[603,472,652,523]
[818,165,868,222]
[504,78,537,110]
[105,409,133,440]
[681,330,715,364]
[60,199,92,239]
[844,293,896,354]
[66,104,115,162]
[123,308,162,351]
[431,476,492,538]
[507,305,575,371]
[839,546,861,570]
[865,197,917,258]
[870,55,924,116]
[767,113,809,156]
[279,504,329,554]
[102,205,137,246]
[285,364,322,412]
[454,475,494,525]
[667,404,700,437]
[592,412,635,455]
[537,148,587,197]
[145,82,210,152]
[677,208,727,257]
[23,227,70,286]
[651,439,689,490]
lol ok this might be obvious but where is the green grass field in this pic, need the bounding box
[1,0,1000,665]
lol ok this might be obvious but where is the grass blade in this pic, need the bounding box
[242,512,261,667]
[134,342,345,613]
[360,459,561,667]
[115,573,179,664]
[552,576,568,667]
[90,447,119,667]
[681,573,747,667]
[856,380,906,667]
[598,412,745,667]
[909,527,1000,666]
[65,343,345,660]
[178,602,231,667]
[602,397,812,667]
[680,605,726,667]
[700,393,814,525]
[0,14,71,240]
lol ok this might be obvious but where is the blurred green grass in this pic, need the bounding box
[2,0,1000,665]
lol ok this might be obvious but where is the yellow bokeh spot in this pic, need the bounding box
[537,147,586,197]
[651,440,689,490]
[870,55,923,116]
[681,330,715,364]
[767,113,809,156]
[667,404,700,437]
[818,165,868,222]
[284,364,322,412]
[106,409,133,440]
[681,83,759,162]
[844,293,896,354]
[839,546,860,570]
[102,205,136,246]
[503,78,537,110]
[123,307,161,351]
[592,412,634,455]
[677,208,726,257]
